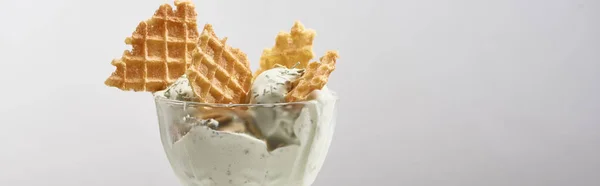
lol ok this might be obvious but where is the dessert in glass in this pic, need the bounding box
[155,86,337,185]
[103,1,340,185]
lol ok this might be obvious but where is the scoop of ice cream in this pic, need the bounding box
[246,66,305,150]
[250,66,304,104]
[154,74,195,101]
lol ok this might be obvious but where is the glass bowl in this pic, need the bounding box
[154,92,338,186]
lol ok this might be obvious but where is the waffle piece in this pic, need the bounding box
[254,21,316,77]
[186,24,253,104]
[105,0,199,92]
[285,51,338,102]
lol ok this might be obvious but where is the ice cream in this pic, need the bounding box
[155,74,195,101]
[104,4,339,185]
[155,67,336,186]
[155,66,308,151]
[246,66,306,150]
[163,87,337,186]
[249,66,304,104]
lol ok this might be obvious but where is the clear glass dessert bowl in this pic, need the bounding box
[154,90,338,186]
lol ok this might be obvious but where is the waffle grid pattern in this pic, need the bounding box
[286,51,338,102]
[105,1,198,92]
[187,25,253,104]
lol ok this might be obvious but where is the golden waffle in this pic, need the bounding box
[105,0,199,92]
[186,24,253,104]
[285,51,339,102]
[254,21,316,77]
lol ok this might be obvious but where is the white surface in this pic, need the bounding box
[0,0,599,185]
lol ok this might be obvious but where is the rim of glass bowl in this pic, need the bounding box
[154,91,338,108]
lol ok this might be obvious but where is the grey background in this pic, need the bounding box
[0,0,599,185]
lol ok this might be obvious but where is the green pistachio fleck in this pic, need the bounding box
[176,93,185,101]
[164,89,171,98]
